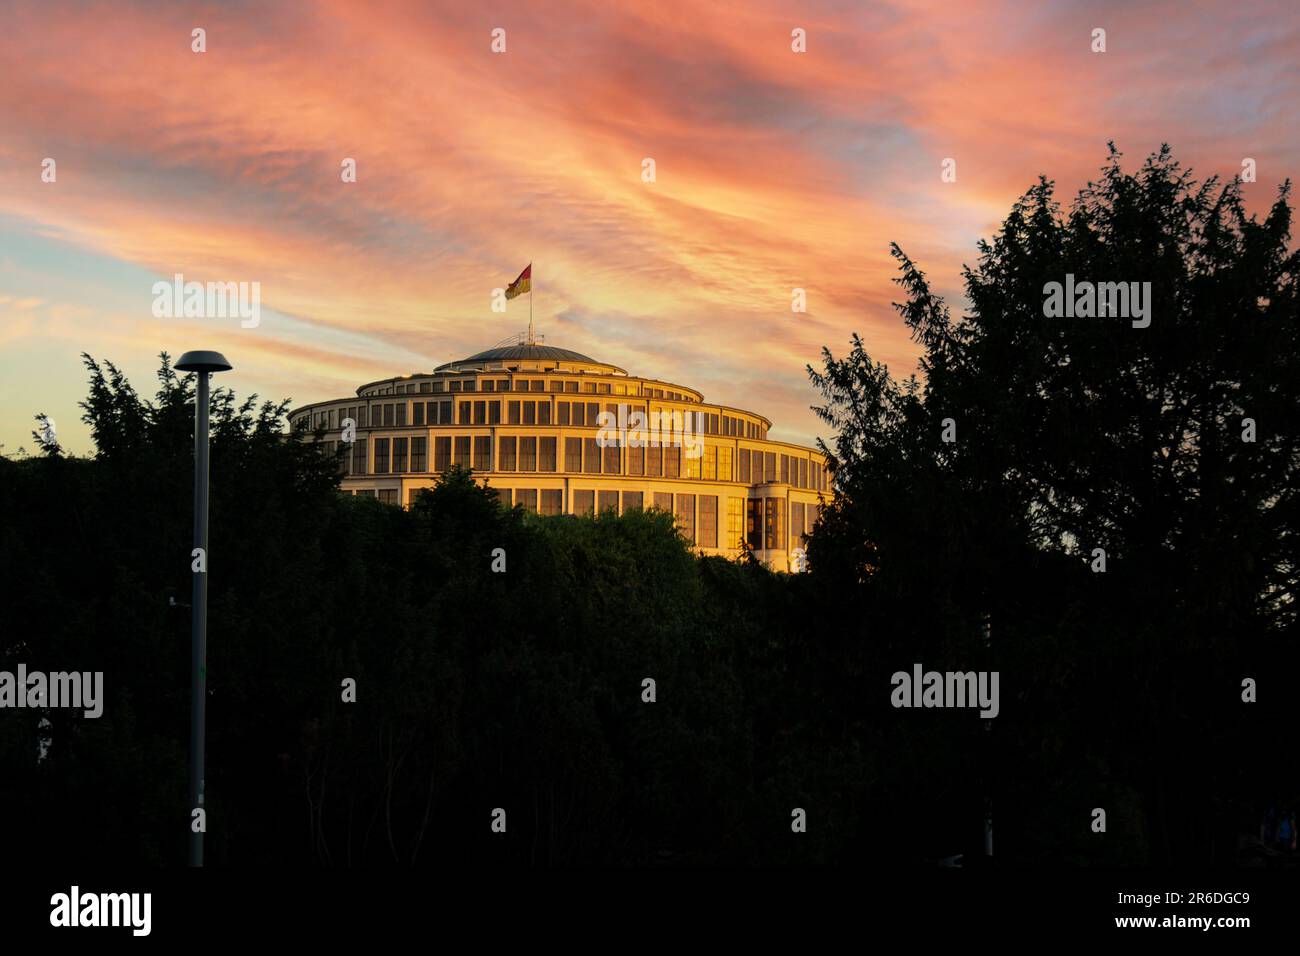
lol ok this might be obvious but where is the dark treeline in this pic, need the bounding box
[1,146,1296,867]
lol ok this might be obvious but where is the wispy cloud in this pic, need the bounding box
[1,0,1296,453]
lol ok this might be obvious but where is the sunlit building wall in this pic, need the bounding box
[289,343,828,571]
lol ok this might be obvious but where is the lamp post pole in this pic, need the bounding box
[176,350,232,867]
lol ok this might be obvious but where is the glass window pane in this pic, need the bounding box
[675,494,695,544]
[498,436,516,471]
[699,495,717,548]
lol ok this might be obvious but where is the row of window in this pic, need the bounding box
[323,437,828,490]
[300,400,769,439]
[364,377,693,402]
[346,487,821,554]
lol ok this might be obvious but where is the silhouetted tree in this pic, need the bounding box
[808,145,1300,864]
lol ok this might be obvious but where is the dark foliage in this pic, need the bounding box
[807,145,1299,865]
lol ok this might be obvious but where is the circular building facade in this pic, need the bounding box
[288,341,828,571]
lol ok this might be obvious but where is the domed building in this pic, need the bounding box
[288,337,829,571]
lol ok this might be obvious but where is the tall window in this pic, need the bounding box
[396,403,407,426]
[413,402,425,426]
[508,401,521,424]
[739,448,751,482]
[474,401,486,424]
[646,444,662,477]
[586,402,599,425]
[352,438,368,476]
[598,490,619,514]
[764,452,777,483]
[439,401,453,424]
[602,441,620,475]
[746,499,763,550]
[434,437,451,471]
[384,404,395,426]
[764,497,785,551]
[654,492,672,513]
[565,438,582,472]
[699,495,718,547]
[371,406,382,427]
[780,455,790,484]
[473,436,491,471]
[517,488,538,513]
[458,401,471,424]
[454,436,471,469]
[539,436,557,471]
[519,436,537,471]
[523,402,536,425]
[675,494,695,544]
[664,446,681,479]
[623,491,644,511]
[540,489,563,516]
[411,437,427,472]
[374,438,390,474]
[684,447,701,479]
[727,497,744,549]
[571,402,585,427]
[498,436,517,471]
[558,402,570,426]
[393,437,408,473]
[791,502,806,541]
[628,444,644,475]
[489,401,501,425]
[494,487,512,508]
[583,438,600,474]
[718,446,732,482]
[538,403,551,425]
[704,445,717,481]
[573,489,595,515]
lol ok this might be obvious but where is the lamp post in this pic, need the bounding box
[175,350,232,867]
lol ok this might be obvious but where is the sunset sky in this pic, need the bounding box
[2,0,1296,455]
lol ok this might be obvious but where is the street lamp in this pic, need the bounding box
[175,350,232,867]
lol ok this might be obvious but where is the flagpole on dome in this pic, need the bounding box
[528,260,533,345]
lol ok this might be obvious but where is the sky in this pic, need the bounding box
[1,0,1297,455]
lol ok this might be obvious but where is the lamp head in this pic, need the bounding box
[176,350,233,374]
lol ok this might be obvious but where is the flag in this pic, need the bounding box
[505,263,531,299]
